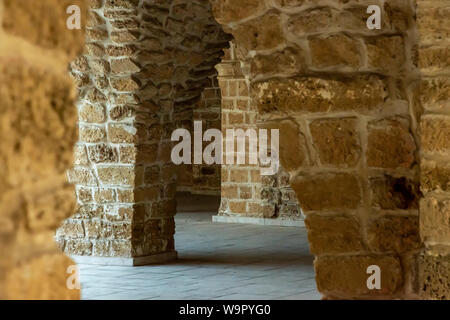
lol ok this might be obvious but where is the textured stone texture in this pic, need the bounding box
[417,0,450,300]
[315,255,403,299]
[212,0,425,300]
[0,0,86,299]
[2,0,448,301]
[57,0,231,262]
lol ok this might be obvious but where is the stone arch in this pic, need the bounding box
[210,0,426,300]
[56,0,231,263]
[56,0,450,300]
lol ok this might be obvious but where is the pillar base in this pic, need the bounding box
[212,215,305,227]
[71,251,178,266]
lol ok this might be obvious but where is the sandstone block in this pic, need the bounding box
[305,214,364,254]
[316,255,403,298]
[232,13,283,55]
[421,115,450,152]
[421,160,450,193]
[310,118,361,168]
[291,173,362,211]
[367,216,420,253]
[310,34,361,69]
[369,175,419,210]
[419,77,450,111]
[366,36,405,73]
[79,104,106,123]
[253,76,387,115]
[97,166,135,186]
[367,117,416,169]
[88,144,118,163]
[420,197,450,244]
[418,253,450,300]
[79,125,106,143]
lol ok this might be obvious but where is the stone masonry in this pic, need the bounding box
[417,0,450,300]
[38,0,450,299]
[0,0,88,299]
[55,0,231,262]
[212,0,423,299]
[218,42,302,220]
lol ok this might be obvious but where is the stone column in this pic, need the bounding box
[216,42,303,223]
[417,0,450,299]
[212,0,421,298]
[56,0,230,265]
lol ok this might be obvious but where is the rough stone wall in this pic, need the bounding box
[212,0,423,299]
[191,75,222,195]
[56,0,230,259]
[217,43,264,216]
[218,42,302,220]
[0,0,86,299]
[417,0,450,299]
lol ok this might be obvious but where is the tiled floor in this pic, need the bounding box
[79,200,320,300]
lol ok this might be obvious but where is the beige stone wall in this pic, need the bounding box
[3,0,441,301]
[0,0,86,299]
[177,75,222,195]
[212,0,424,299]
[417,0,450,299]
[56,0,231,259]
[218,42,302,219]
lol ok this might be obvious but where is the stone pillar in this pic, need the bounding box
[216,42,303,222]
[417,0,450,299]
[0,0,87,299]
[216,43,264,217]
[212,0,421,298]
[57,0,230,265]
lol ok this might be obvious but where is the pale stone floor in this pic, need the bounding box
[79,199,320,300]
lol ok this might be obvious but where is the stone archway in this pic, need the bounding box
[57,0,450,300]
[56,0,231,264]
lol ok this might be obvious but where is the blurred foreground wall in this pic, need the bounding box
[0,0,87,300]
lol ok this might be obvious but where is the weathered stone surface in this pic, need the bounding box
[211,0,266,24]
[0,56,77,187]
[421,160,450,193]
[419,46,450,71]
[417,5,450,45]
[79,104,106,123]
[367,117,416,169]
[2,0,87,56]
[421,115,450,152]
[366,36,405,73]
[253,76,387,115]
[367,216,420,253]
[419,253,450,300]
[287,7,336,34]
[369,175,419,210]
[259,120,309,171]
[310,34,361,68]
[88,144,118,163]
[231,13,283,56]
[310,118,361,168]
[4,254,80,300]
[305,214,364,254]
[315,255,403,298]
[250,47,307,77]
[420,197,450,244]
[2,0,439,302]
[79,126,106,143]
[97,166,135,186]
[291,173,362,211]
[419,77,450,111]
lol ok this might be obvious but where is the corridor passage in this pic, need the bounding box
[78,195,319,300]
